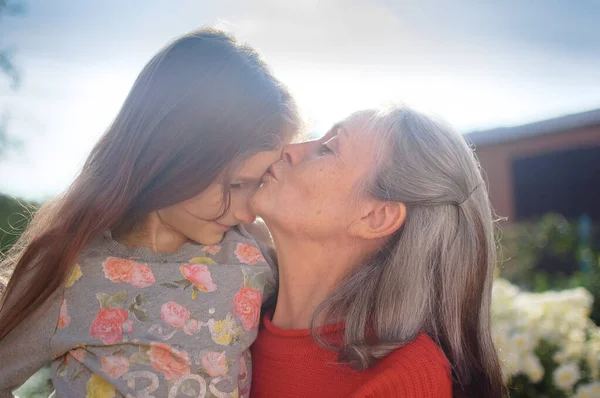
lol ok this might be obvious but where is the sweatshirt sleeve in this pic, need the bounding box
[0,280,64,398]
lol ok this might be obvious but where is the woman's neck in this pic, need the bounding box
[113,212,188,253]
[271,235,361,330]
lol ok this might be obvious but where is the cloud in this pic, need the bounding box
[0,0,599,199]
[227,0,600,71]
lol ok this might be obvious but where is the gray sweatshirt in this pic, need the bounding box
[0,227,275,398]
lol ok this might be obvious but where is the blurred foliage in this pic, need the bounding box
[499,213,600,324]
[13,363,53,398]
[0,192,37,255]
[0,0,26,156]
[0,0,25,88]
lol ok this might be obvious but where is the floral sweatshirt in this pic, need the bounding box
[0,226,275,398]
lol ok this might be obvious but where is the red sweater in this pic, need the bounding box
[250,314,452,397]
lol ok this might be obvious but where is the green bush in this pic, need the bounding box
[0,193,37,255]
[499,213,600,324]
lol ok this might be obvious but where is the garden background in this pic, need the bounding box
[2,1,600,397]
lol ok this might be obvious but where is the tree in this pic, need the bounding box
[0,0,26,156]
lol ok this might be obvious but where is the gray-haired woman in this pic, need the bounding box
[249,106,505,397]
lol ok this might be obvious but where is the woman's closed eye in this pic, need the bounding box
[317,143,333,155]
[231,180,263,191]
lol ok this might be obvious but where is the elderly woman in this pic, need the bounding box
[249,106,505,397]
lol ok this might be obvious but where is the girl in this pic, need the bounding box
[0,28,299,397]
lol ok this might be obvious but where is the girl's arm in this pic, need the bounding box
[0,281,63,397]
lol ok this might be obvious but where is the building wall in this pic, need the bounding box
[473,125,600,221]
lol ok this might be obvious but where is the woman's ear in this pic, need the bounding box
[349,201,406,240]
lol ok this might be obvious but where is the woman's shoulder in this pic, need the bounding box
[387,333,449,367]
[355,333,452,398]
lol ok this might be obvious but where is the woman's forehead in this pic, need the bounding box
[317,111,375,142]
[339,112,377,142]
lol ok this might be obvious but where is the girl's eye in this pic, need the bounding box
[230,183,243,190]
[318,143,333,155]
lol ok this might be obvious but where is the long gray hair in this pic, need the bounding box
[313,106,505,397]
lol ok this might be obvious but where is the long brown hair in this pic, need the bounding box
[313,107,505,397]
[0,28,299,339]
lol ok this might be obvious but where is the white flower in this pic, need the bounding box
[553,350,569,364]
[569,329,586,343]
[564,310,589,330]
[537,319,559,340]
[510,332,533,354]
[586,345,600,380]
[587,382,600,397]
[493,328,508,351]
[553,362,581,392]
[522,354,544,383]
[574,384,593,398]
[501,351,520,381]
[492,279,520,300]
[564,340,585,360]
[490,279,600,390]
[574,382,600,398]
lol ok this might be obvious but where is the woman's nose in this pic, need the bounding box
[281,142,307,165]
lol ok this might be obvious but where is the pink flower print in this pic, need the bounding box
[234,287,262,331]
[90,308,131,345]
[129,263,155,288]
[101,354,130,379]
[202,351,229,377]
[202,245,222,255]
[102,257,155,288]
[234,243,265,265]
[148,342,191,381]
[161,301,191,328]
[180,264,217,292]
[69,347,86,362]
[58,298,71,328]
[102,257,134,283]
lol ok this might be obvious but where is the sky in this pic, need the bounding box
[1,0,599,200]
